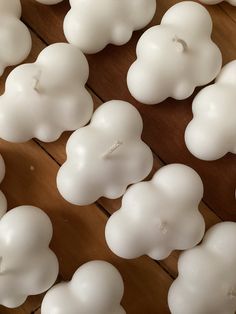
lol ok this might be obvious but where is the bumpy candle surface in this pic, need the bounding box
[127,1,222,104]
[106,164,205,260]
[185,60,236,160]
[57,100,153,205]
[0,43,93,143]
[63,0,156,53]
[168,222,236,314]
[0,206,59,308]
[0,0,31,76]
[41,260,126,314]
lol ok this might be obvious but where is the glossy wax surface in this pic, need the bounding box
[0,43,93,143]
[168,222,236,314]
[106,164,205,260]
[57,100,153,205]
[185,60,236,160]
[63,0,156,53]
[41,260,126,314]
[127,1,222,104]
[0,206,59,308]
[0,0,31,76]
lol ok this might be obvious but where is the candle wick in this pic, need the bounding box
[158,221,168,234]
[228,287,236,299]
[32,71,42,93]
[102,140,123,159]
[173,36,188,53]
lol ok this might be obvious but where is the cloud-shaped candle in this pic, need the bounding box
[0,0,31,76]
[63,0,156,54]
[185,60,236,160]
[57,100,153,205]
[41,260,126,314]
[127,1,222,105]
[105,164,205,260]
[0,205,59,308]
[0,154,7,217]
[168,222,236,314]
[0,43,93,143]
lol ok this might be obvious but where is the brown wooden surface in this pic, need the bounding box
[0,1,235,313]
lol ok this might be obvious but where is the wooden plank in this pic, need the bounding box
[21,0,236,220]
[220,2,236,23]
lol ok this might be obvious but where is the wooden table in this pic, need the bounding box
[0,0,235,313]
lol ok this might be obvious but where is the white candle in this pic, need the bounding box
[0,0,31,76]
[0,205,59,308]
[41,260,126,314]
[63,0,156,54]
[127,1,222,105]
[105,164,205,260]
[0,43,93,143]
[200,0,236,5]
[0,154,7,217]
[185,60,236,161]
[168,222,236,314]
[36,0,63,4]
[57,100,153,205]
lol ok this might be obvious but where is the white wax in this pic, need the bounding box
[63,0,156,53]
[57,100,153,205]
[0,43,93,143]
[106,164,205,260]
[0,206,59,308]
[0,0,31,76]
[185,60,236,160]
[127,1,222,105]
[41,261,126,314]
[168,222,236,314]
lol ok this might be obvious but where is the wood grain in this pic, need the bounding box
[220,2,236,22]
[0,1,235,313]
